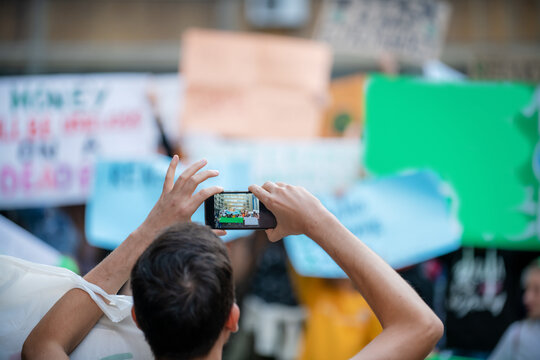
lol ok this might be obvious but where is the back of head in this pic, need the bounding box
[131,222,234,359]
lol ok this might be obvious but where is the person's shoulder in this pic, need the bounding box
[521,318,540,332]
[504,320,525,337]
[507,320,522,330]
[502,319,540,342]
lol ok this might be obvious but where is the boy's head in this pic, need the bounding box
[131,222,238,359]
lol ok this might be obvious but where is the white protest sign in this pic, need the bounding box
[182,136,362,196]
[0,74,158,209]
[149,73,185,145]
[87,137,362,250]
[0,215,60,266]
[316,0,451,62]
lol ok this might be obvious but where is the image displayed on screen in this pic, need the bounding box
[214,193,261,229]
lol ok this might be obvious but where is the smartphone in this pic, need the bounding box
[205,191,277,230]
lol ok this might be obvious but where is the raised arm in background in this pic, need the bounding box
[22,156,224,360]
[249,182,444,360]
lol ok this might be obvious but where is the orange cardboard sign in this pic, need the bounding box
[181,29,332,138]
[320,74,365,138]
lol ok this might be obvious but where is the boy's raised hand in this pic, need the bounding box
[142,155,225,237]
[249,181,332,242]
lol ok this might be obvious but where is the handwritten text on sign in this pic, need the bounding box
[316,0,451,62]
[0,74,157,209]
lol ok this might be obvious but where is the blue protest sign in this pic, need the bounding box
[284,171,462,278]
[86,156,249,250]
[86,156,170,250]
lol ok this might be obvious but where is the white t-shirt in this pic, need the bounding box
[488,320,540,360]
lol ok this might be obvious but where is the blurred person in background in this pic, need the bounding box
[293,275,382,360]
[489,258,540,360]
[23,157,443,360]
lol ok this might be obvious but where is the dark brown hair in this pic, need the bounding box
[131,222,234,359]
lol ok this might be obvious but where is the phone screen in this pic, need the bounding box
[205,192,277,229]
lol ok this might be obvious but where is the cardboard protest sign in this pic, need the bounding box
[0,74,158,209]
[320,74,365,137]
[470,58,540,83]
[316,0,451,63]
[181,29,331,138]
[364,75,539,250]
[284,172,461,278]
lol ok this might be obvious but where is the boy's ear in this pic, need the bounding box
[225,303,240,333]
[131,306,140,329]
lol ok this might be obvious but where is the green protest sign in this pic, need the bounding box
[425,355,476,360]
[364,75,538,250]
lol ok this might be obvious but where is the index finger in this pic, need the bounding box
[188,185,225,212]
[249,184,271,205]
[163,155,179,193]
[173,159,207,191]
